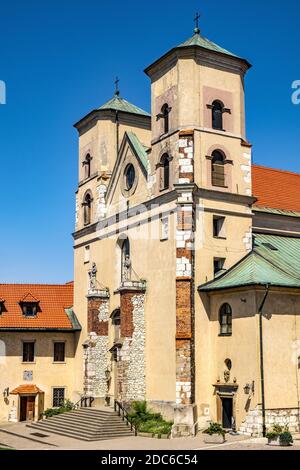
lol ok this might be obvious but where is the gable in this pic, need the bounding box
[106,132,149,208]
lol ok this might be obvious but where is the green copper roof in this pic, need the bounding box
[126,131,148,172]
[254,206,300,218]
[99,94,150,117]
[178,32,238,59]
[199,234,300,292]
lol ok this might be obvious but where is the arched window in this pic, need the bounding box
[219,303,232,335]
[160,154,170,190]
[121,237,130,281]
[211,150,225,187]
[161,103,170,134]
[83,153,92,179]
[111,309,121,341]
[212,100,224,130]
[83,192,92,225]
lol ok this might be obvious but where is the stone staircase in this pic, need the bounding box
[27,407,136,441]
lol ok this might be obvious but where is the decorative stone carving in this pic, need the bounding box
[88,263,97,290]
[122,255,132,281]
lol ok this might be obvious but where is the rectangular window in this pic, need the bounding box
[22,303,37,317]
[213,216,226,238]
[84,245,90,263]
[53,342,65,362]
[214,257,225,276]
[23,342,35,362]
[160,216,169,241]
[52,388,65,407]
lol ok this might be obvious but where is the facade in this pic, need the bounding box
[72,25,300,437]
[1,23,300,437]
[0,283,81,422]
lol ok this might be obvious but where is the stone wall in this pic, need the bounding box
[240,405,300,436]
[84,290,110,400]
[118,291,146,402]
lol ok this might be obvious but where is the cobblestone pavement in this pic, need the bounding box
[0,422,300,450]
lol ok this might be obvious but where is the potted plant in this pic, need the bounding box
[266,424,293,447]
[203,422,226,444]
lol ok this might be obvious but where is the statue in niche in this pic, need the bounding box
[224,370,230,383]
[88,262,97,289]
[122,254,132,281]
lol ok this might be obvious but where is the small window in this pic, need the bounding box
[21,303,37,317]
[212,100,224,130]
[0,301,4,315]
[160,154,170,190]
[83,192,92,225]
[52,387,65,407]
[211,150,225,187]
[111,309,121,341]
[84,245,90,263]
[213,216,225,238]
[214,257,225,276]
[124,164,135,190]
[23,342,35,362]
[82,153,92,179]
[219,303,232,336]
[161,103,170,134]
[160,216,169,241]
[53,342,65,362]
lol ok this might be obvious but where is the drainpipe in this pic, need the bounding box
[258,283,270,437]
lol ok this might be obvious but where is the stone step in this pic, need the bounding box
[47,413,123,426]
[28,424,134,441]
[27,407,136,441]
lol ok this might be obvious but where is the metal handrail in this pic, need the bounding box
[73,395,94,409]
[114,399,137,436]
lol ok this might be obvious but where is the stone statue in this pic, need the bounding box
[122,255,132,281]
[88,262,97,289]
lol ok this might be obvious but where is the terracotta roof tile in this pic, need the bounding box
[253,165,300,212]
[10,384,44,394]
[0,283,74,330]
[20,292,39,303]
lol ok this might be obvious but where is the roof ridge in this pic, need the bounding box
[0,283,73,287]
[253,164,300,178]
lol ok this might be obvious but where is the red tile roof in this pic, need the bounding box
[253,165,300,212]
[10,384,44,395]
[0,283,75,330]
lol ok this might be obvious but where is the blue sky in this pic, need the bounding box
[0,0,299,283]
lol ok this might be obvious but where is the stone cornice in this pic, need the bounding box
[74,108,151,135]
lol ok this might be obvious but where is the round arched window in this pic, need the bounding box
[125,164,135,190]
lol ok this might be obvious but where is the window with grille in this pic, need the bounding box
[53,342,65,362]
[23,342,35,362]
[52,387,65,407]
[219,303,232,336]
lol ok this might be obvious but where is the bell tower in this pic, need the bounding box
[144,17,253,436]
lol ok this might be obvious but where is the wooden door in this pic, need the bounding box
[26,396,35,421]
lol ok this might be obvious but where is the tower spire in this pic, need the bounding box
[194,12,200,35]
[114,76,120,97]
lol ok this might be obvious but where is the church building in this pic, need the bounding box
[71,21,300,436]
[1,20,300,437]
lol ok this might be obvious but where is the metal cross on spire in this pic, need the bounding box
[194,12,200,34]
[114,76,120,96]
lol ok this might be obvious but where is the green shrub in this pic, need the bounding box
[127,400,173,436]
[203,422,225,437]
[266,424,293,445]
[280,431,293,445]
[43,399,74,418]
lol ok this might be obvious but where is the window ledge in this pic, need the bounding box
[52,361,66,364]
[213,236,227,240]
[21,361,36,364]
[218,333,232,337]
